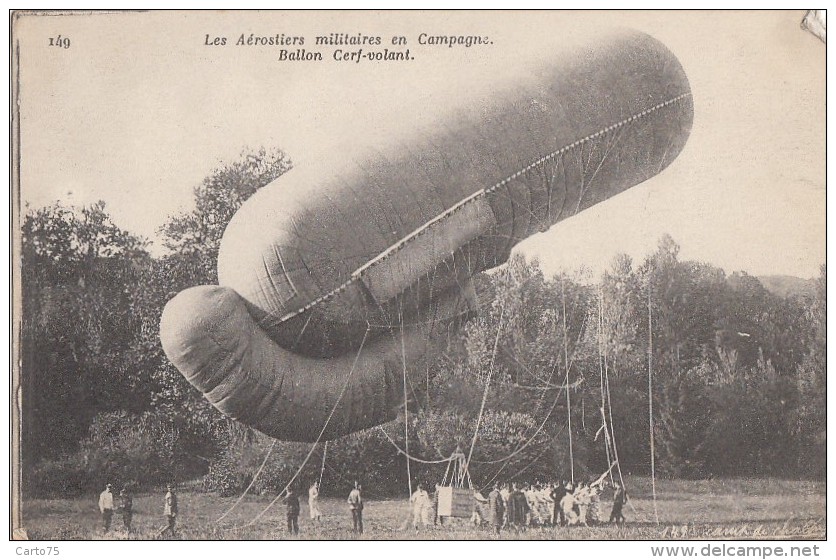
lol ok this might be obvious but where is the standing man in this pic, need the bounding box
[550,479,567,526]
[98,483,114,532]
[499,482,511,527]
[574,481,591,526]
[308,481,322,524]
[163,483,178,537]
[609,481,628,526]
[347,481,364,535]
[587,480,605,526]
[285,486,300,535]
[120,486,133,533]
[506,483,530,530]
[560,481,579,526]
[410,482,431,531]
[487,482,505,536]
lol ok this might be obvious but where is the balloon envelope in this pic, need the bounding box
[160,30,693,442]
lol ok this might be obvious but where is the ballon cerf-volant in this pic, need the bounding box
[160,31,693,442]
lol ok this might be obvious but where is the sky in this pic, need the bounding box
[15,10,825,279]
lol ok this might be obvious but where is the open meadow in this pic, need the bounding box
[22,477,825,541]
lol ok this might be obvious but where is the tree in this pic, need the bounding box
[793,264,825,476]
[599,253,642,369]
[159,147,291,281]
[21,201,151,474]
[22,148,294,494]
[654,373,709,478]
[639,236,727,376]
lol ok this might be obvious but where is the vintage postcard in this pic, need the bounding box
[10,9,825,550]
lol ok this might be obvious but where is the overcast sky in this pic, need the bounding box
[16,10,825,279]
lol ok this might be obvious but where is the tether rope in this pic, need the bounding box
[375,268,548,468]
[597,287,614,485]
[479,418,569,493]
[506,437,554,481]
[400,319,413,496]
[647,274,659,525]
[561,275,574,482]
[465,277,509,471]
[318,441,328,486]
[598,279,632,516]
[215,439,278,523]
[470,361,585,465]
[245,327,370,527]
[377,426,452,464]
[475,297,590,490]
[471,293,590,489]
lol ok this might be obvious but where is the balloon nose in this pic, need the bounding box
[160,286,247,389]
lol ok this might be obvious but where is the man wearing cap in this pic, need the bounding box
[285,486,300,535]
[487,482,505,536]
[410,482,431,531]
[347,482,363,534]
[163,484,178,536]
[609,481,628,526]
[550,479,568,526]
[98,483,114,532]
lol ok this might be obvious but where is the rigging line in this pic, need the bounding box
[465,273,509,471]
[507,436,554,481]
[471,312,589,466]
[318,441,328,487]
[426,360,431,415]
[581,396,586,431]
[604,335,626,491]
[470,372,567,467]
[479,419,568,493]
[245,326,371,527]
[600,279,625,491]
[598,287,614,484]
[271,93,692,327]
[508,380,582,391]
[561,275,574,483]
[585,117,630,193]
[602,289,621,488]
[441,458,452,487]
[377,426,451,464]
[400,316,413,496]
[290,311,315,352]
[215,439,278,524]
[601,343,638,521]
[648,272,659,525]
[470,376,582,465]
[573,140,588,215]
[499,344,559,387]
[320,460,388,499]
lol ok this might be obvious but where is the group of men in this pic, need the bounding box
[96,476,627,537]
[97,483,178,536]
[283,480,364,536]
[481,479,628,534]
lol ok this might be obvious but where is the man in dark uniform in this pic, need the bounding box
[507,482,530,529]
[550,479,568,526]
[285,486,300,535]
[609,481,628,526]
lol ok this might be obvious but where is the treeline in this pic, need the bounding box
[20,149,826,498]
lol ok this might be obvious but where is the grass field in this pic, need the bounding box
[22,477,825,540]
